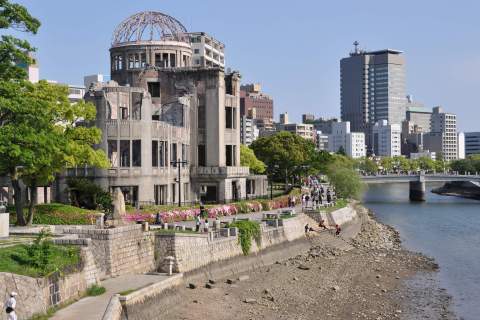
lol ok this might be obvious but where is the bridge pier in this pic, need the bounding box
[409,181,426,201]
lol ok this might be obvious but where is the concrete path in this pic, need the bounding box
[50,274,168,320]
[167,205,303,229]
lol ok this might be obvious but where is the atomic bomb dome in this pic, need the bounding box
[111,11,189,46]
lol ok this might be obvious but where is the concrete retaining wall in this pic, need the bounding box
[305,205,357,227]
[154,213,316,273]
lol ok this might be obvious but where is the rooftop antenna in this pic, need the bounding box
[353,41,360,54]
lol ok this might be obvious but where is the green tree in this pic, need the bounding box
[355,157,378,174]
[0,0,40,80]
[417,157,435,171]
[250,132,318,182]
[380,157,394,172]
[326,156,363,199]
[392,156,411,172]
[240,144,266,174]
[0,81,109,225]
[336,145,347,156]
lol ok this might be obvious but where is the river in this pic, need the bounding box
[363,183,480,320]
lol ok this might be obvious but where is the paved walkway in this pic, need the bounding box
[50,274,168,320]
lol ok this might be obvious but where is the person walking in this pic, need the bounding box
[195,214,201,232]
[204,219,209,233]
[5,292,17,320]
[335,224,342,236]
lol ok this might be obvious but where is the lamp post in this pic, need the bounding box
[170,158,188,207]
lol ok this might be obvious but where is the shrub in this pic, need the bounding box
[9,203,99,225]
[67,178,112,212]
[86,285,106,296]
[229,220,261,255]
[0,230,81,277]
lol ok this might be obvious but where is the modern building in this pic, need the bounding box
[275,123,315,141]
[423,106,458,161]
[68,85,86,103]
[309,117,339,135]
[372,120,401,157]
[302,114,315,123]
[328,121,366,158]
[410,151,436,160]
[255,118,276,137]
[406,99,432,133]
[464,132,480,156]
[279,112,289,125]
[458,132,465,159]
[240,116,259,145]
[340,43,406,152]
[316,131,329,151]
[188,32,225,68]
[240,83,274,121]
[84,74,104,90]
[53,11,268,205]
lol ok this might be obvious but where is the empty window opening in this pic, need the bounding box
[108,140,118,167]
[152,140,158,167]
[170,53,176,67]
[198,145,206,166]
[148,82,160,98]
[132,140,141,167]
[120,140,130,167]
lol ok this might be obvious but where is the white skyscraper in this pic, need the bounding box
[328,122,366,158]
[372,120,401,157]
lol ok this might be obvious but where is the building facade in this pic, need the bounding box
[316,131,329,151]
[372,120,401,157]
[275,123,315,140]
[341,44,406,152]
[188,32,225,68]
[465,132,480,156]
[302,114,315,123]
[56,11,267,205]
[240,116,259,145]
[327,121,366,158]
[423,106,458,161]
[240,83,274,121]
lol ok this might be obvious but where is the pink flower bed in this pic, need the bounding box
[123,196,292,223]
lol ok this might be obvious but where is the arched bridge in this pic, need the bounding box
[361,173,480,201]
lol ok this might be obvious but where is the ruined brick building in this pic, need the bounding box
[56,11,268,205]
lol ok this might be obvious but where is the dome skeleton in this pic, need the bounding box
[112,11,189,45]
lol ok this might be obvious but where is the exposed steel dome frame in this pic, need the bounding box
[112,11,189,46]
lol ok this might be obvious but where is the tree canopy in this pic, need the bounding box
[0,80,109,225]
[240,144,266,174]
[450,155,480,174]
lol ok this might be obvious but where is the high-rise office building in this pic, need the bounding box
[340,43,406,151]
[423,106,458,161]
[372,120,401,157]
[302,114,315,123]
[465,132,480,156]
[328,122,366,159]
[279,112,289,124]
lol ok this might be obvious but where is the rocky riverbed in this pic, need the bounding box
[146,205,456,320]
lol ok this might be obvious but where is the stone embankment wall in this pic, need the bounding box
[62,224,155,278]
[0,258,95,320]
[155,213,317,273]
[305,205,357,226]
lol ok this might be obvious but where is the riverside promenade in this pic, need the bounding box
[49,201,347,320]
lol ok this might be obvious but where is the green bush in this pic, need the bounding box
[0,230,81,277]
[86,285,106,296]
[67,178,112,212]
[9,203,98,225]
[229,220,261,255]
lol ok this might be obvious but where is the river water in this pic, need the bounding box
[363,183,480,320]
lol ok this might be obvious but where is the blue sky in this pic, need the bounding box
[10,0,480,131]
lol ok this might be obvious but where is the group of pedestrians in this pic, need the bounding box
[301,184,336,210]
